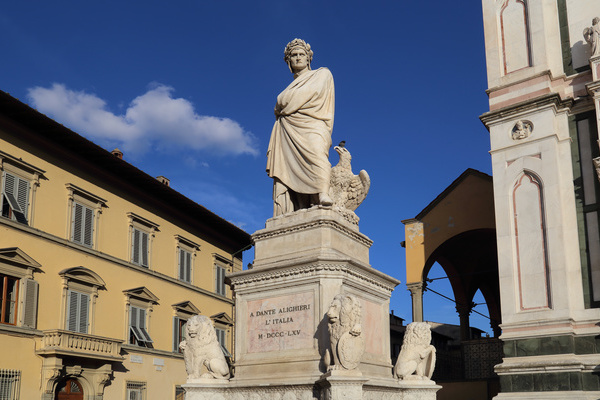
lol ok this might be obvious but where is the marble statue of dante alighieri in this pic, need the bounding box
[266,38,335,217]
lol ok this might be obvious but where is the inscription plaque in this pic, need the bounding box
[247,291,314,353]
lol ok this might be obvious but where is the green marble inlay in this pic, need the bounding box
[515,338,541,357]
[569,372,583,391]
[574,336,596,354]
[540,335,572,355]
[501,372,599,392]
[506,335,600,357]
[512,374,534,392]
[503,340,516,358]
[500,375,512,392]
[582,372,600,391]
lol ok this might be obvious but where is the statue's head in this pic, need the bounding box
[284,38,313,73]
[593,17,600,26]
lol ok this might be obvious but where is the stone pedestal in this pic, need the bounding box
[185,207,441,399]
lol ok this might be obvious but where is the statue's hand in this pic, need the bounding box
[350,324,362,336]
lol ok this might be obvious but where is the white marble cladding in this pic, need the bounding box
[228,258,399,386]
[252,207,372,269]
[482,0,563,89]
[483,96,600,339]
[567,0,600,69]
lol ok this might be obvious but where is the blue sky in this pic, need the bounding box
[1,1,494,333]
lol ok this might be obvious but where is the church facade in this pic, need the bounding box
[479,0,600,398]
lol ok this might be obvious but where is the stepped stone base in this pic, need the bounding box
[183,378,440,400]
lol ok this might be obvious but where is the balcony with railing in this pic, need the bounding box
[35,330,124,362]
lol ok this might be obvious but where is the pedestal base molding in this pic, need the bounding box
[183,379,440,400]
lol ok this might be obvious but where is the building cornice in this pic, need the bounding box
[0,90,251,253]
[479,93,573,129]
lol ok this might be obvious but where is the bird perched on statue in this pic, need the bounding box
[329,141,370,213]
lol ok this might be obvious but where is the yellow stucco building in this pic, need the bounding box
[0,90,251,400]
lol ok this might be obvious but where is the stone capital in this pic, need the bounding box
[406,281,424,296]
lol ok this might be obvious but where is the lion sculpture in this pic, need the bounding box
[393,322,436,380]
[324,293,364,371]
[179,315,230,380]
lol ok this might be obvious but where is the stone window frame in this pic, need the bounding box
[127,213,159,269]
[213,253,232,297]
[0,248,41,330]
[0,150,45,227]
[174,235,200,284]
[59,267,106,335]
[65,184,107,249]
[123,287,159,348]
[171,300,200,353]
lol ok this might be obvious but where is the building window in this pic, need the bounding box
[215,265,226,296]
[173,317,187,353]
[0,274,19,325]
[126,381,146,400]
[59,267,105,335]
[0,369,21,400]
[1,172,29,224]
[124,287,158,348]
[211,312,233,358]
[66,184,106,249]
[175,235,199,284]
[0,248,40,329]
[131,228,149,268]
[215,327,226,349]
[129,305,153,347]
[127,213,159,269]
[178,249,192,283]
[213,254,232,297]
[71,202,94,247]
[66,290,89,333]
[0,151,44,227]
[172,300,200,352]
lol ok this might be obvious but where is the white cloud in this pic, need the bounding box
[27,83,258,156]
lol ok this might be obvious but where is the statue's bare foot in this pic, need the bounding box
[319,192,333,206]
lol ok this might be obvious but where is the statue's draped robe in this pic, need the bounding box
[593,24,600,56]
[267,67,335,195]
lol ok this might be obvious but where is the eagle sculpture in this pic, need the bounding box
[329,142,370,217]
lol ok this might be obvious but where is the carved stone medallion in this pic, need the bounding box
[511,120,533,140]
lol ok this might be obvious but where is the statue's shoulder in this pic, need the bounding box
[314,67,332,76]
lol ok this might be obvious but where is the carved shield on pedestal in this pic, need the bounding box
[338,331,365,370]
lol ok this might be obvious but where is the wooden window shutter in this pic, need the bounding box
[141,232,149,267]
[173,316,180,352]
[185,251,192,282]
[72,203,83,243]
[67,290,79,332]
[22,279,39,329]
[16,177,29,216]
[83,206,94,246]
[132,229,141,264]
[79,293,89,333]
[138,308,153,342]
[3,172,29,224]
[178,249,185,281]
[138,308,145,329]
